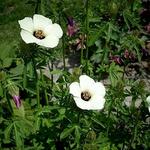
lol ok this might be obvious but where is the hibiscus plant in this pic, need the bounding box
[0,0,149,150]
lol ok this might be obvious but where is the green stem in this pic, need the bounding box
[32,58,40,108]
[59,9,66,71]
[35,0,40,13]
[80,47,84,72]
[62,36,66,71]
[40,69,48,105]
[5,90,13,114]
[85,0,89,74]
[36,81,40,108]
[85,0,89,60]
[48,61,53,90]
[23,64,27,88]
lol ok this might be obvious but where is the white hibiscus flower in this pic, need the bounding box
[69,75,106,110]
[146,96,150,112]
[18,14,63,48]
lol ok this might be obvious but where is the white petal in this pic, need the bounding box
[18,17,34,33]
[33,14,52,30]
[94,82,106,97]
[73,97,105,110]
[20,30,37,44]
[74,97,91,110]
[148,107,150,113]
[90,96,105,110]
[79,75,95,92]
[146,96,150,104]
[45,23,63,38]
[69,82,81,97]
[36,35,59,48]
[146,96,150,113]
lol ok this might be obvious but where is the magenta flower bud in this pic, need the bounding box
[12,95,21,108]
[67,17,79,37]
[110,55,122,65]
[67,17,74,26]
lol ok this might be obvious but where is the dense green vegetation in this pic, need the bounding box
[0,0,150,149]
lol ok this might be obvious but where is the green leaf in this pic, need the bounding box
[10,64,24,76]
[88,29,102,47]
[91,117,105,128]
[11,101,25,118]
[74,126,81,145]
[108,62,123,87]
[0,83,3,97]
[60,126,75,140]
[13,122,22,148]
[3,58,13,68]
[4,122,14,141]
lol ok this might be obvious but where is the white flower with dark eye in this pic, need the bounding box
[18,14,63,48]
[146,96,150,112]
[69,75,106,110]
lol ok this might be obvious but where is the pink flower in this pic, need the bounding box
[66,17,79,37]
[123,50,136,62]
[75,35,86,50]
[110,55,122,65]
[12,95,21,108]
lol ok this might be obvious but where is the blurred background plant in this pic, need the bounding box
[0,0,150,149]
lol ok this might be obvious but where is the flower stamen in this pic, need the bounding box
[81,91,91,101]
[33,30,45,39]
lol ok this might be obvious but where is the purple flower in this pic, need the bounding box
[12,95,21,108]
[67,17,79,37]
[110,55,122,65]
[123,50,136,62]
[75,34,86,50]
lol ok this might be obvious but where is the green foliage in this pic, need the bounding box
[0,0,149,149]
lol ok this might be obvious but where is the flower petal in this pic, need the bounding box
[51,23,63,38]
[146,96,150,112]
[36,35,59,48]
[13,95,21,108]
[79,75,95,92]
[90,96,105,110]
[73,97,105,110]
[18,17,34,33]
[44,23,63,38]
[20,30,37,43]
[146,96,150,104]
[73,97,91,110]
[33,14,52,30]
[69,82,81,97]
[94,82,106,97]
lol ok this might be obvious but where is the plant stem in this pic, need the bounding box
[23,64,27,88]
[85,0,89,60]
[62,36,66,71]
[5,90,13,114]
[85,0,89,74]
[48,60,53,90]
[32,58,40,108]
[35,0,40,13]
[40,69,48,105]
[36,81,40,108]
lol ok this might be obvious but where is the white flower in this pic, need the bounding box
[18,14,63,48]
[69,75,106,110]
[146,96,150,112]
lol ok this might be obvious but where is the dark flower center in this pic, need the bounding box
[33,30,45,39]
[81,91,91,101]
